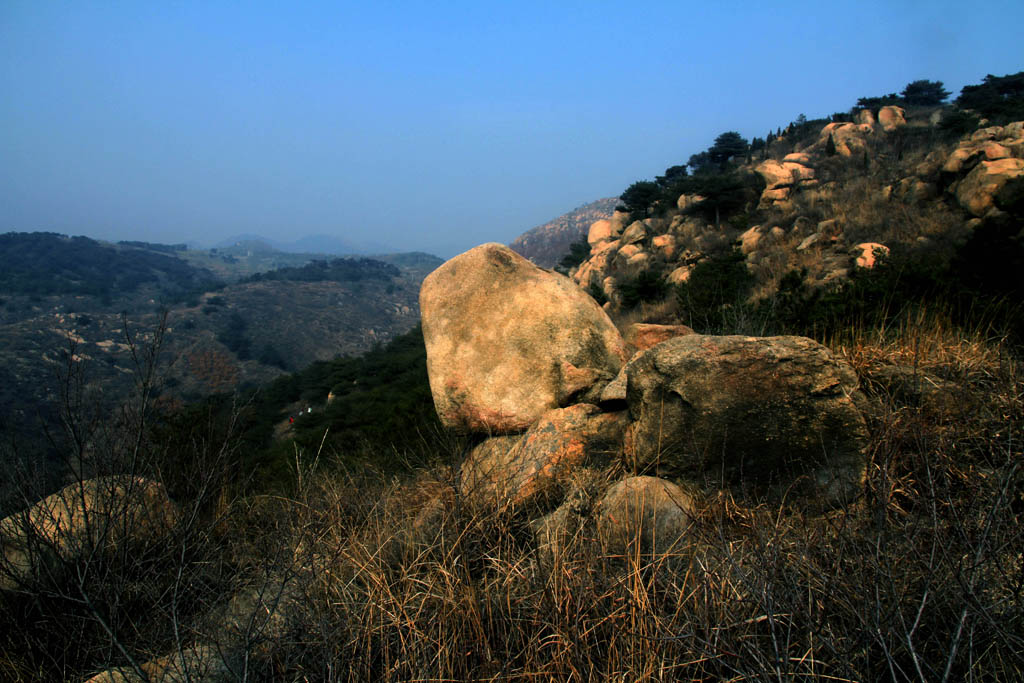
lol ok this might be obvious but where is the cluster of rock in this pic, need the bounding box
[569,109,1024,307]
[420,243,870,555]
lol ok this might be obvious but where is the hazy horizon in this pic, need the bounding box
[3,1,1023,258]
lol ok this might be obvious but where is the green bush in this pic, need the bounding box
[557,235,591,272]
[618,269,669,308]
[675,249,755,331]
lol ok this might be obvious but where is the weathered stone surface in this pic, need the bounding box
[817,122,871,157]
[624,323,695,353]
[853,242,889,268]
[856,109,876,126]
[1,476,176,590]
[626,251,650,269]
[878,105,906,132]
[956,158,1024,216]
[676,193,704,211]
[596,476,695,557]
[797,233,823,251]
[667,266,691,285]
[616,243,641,264]
[761,187,790,202]
[608,210,630,236]
[587,219,613,247]
[620,221,648,245]
[755,160,794,190]
[599,367,628,406]
[738,225,762,254]
[421,244,628,433]
[460,405,627,506]
[651,233,676,258]
[623,335,868,507]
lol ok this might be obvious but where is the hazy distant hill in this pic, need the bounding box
[508,197,619,268]
[0,233,442,436]
[213,233,392,255]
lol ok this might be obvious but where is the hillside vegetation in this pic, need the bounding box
[1,73,1022,682]
[0,235,440,477]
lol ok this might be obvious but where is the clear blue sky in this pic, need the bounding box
[2,1,1022,257]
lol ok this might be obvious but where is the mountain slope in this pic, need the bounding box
[0,235,442,433]
[508,197,619,268]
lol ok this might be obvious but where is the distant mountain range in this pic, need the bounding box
[0,232,442,444]
[212,233,392,255]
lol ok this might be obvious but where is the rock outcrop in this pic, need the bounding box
[623,335,868,507]
[878,105,907,132]
[955,158,1024,216]
[420,243,628,433]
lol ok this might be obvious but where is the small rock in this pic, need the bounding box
[878,105,906,133]
[596,476,695,558]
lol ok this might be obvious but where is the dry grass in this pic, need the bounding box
[2,311,1022,682]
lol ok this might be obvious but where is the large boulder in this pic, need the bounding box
[1,476,176,590]
[420,243,628,433]
[816,122,872,157]
[623,335,868,507]
[956,158,1024,216]
[460,404,627,506]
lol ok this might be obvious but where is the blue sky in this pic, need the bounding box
[2,1,1022,257]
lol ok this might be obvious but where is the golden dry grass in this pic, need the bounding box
[2,310,1022,682]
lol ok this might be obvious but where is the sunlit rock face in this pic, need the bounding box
[420,243,628,434]
[460,404,628,506]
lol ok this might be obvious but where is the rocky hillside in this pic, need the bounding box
[508,197,619,268]
[566,100,1024,329]
[3,76,1023,683]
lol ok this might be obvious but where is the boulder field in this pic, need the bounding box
[420,243,870,548]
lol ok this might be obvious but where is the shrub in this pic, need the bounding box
[675,248,756,331]
[618,269,669,308]
[556,235,591,272]
[900,79,950,106]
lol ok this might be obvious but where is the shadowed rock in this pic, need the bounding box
[623,335,868,508]
[84,644,236,682]
[596,476,695,558]
[420,243,627,433]
[460,404,627,506]
[1,476,177,591]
